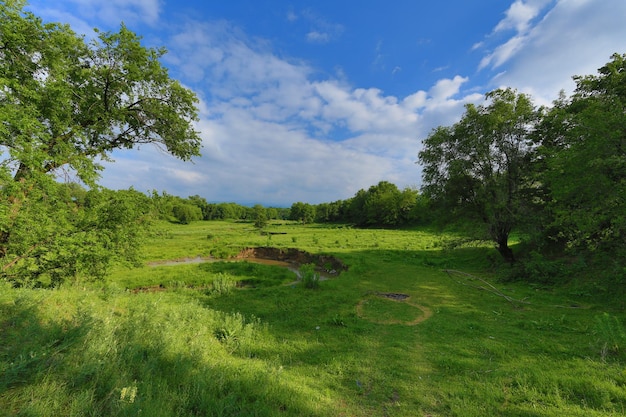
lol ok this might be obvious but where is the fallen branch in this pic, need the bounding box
[443,269,530,309]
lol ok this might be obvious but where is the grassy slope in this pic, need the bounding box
[1,220,625,416]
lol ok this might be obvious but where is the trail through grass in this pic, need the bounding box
[1,220,625,416]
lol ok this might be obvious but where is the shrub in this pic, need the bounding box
[594,313,626,360]
[207,273,236,295]
[172,203,202,224]
[504,251,568,284]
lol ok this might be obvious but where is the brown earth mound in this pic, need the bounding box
[234,247,347,274]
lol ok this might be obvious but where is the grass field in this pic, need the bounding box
[2,220,626,416]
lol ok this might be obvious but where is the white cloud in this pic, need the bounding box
[479,0,553,70]
[306,31,331,43]
[494,0,545,33]
[73,0,162,26]
[286,10,298,22]
[30,0,163,27]
[23,1,488,205]
[481,0,626,105]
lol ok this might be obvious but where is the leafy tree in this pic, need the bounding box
[172,203,203,224]
[346,189,367,225]
[537,53,626,257]
[363,181,418,227]
[419,88,540,262]
[266,207,279,220]
[1,2,200,284]
[188,195,210,220]
[0,1,200,183]
[289,202,315,224]
[252,204,268,229]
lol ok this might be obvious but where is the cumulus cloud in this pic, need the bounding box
[94,19,481,205]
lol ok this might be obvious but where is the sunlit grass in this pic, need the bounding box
[2,220,625,416]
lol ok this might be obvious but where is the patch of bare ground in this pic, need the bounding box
[147,247,347,275]
[356,292,433,325]
[234,247,347,275]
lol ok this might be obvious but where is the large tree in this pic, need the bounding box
[1,1,201,284]
[537,53,626,257]
[419,88,539,262]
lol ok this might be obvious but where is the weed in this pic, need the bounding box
[328,314,347,327]
[299,263,320,289]
[594,312,626,360]
[207,273,236,295]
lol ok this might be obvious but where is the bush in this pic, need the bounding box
[172,203,202,224]
[207,273,236,296]
[504,251,568,284]
[594,313,626,360]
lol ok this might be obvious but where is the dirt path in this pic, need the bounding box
[356,293,433,325]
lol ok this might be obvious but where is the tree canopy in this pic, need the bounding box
[536,53,626,258]
[0,0,201,184]
[419,88,540,262]
[1,1,201,285]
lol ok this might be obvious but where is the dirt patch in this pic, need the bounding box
[356,293,433,326]
[234,247,347,275]
[378,292,410,301]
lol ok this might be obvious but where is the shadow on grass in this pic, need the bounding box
[0,296,91,396]
[0,291,340,416]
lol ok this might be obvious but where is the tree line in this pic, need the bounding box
[288,181,428,227]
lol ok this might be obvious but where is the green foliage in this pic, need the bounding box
[348,181,420,227]
[537,53,626,261]
[594,313,626,360]
[419,88,540,263]
[207,272,236,295]
[212,311,262,354]
[299,263,320,289]
[289,201,315,224]
[1,183,151,287]
[0,3,200,286]
[3,221,626,416]
[0,2,200,184]
[252,204,268,229]
[504,251,569,284]
[171,203,202,224]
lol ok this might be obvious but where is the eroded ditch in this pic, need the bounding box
[148,246,347,274]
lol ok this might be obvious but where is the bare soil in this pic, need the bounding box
[234,247,347,274]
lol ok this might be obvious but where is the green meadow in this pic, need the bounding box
[2,220,626,416]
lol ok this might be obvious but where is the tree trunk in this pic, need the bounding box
[496,239,515,263]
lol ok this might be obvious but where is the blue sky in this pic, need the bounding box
[27,0,626,206]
